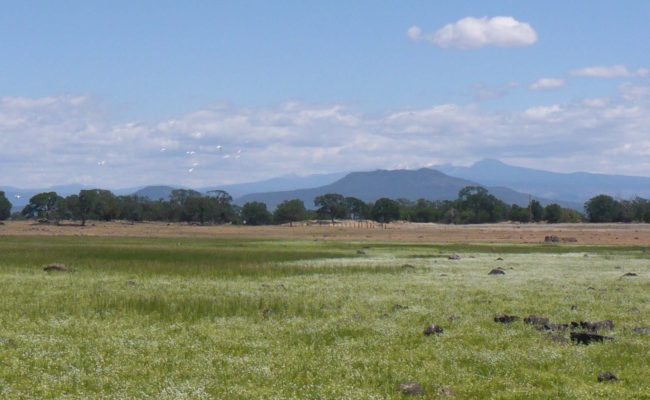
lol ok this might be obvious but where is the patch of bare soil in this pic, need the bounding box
[1,220,650,245]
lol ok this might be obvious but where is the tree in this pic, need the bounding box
[509,204,530,223]
[543,203,563,223]
[529,200,543,222]
[585,195,621,223]
[456,186,507,224]
[21,192,62,221]
[0,191,11,220]
[241,202,271,225]
[273,199,307,226]
[560,208,584,223]
[169,189,203,222]
[314,193,347,222]
[77,189,118,225]
[117,195,145,223]
[344,197,368,220]
[205,190,234,224]
[370,198,400,223]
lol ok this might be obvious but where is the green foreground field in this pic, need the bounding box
[0,236,648,399]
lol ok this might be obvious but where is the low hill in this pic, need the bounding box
[235,168,578,210]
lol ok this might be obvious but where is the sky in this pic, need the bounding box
[1,0,650,188]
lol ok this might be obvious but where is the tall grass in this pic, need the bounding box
[0,236,648,398]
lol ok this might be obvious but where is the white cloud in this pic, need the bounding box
[415,16,538,49]
[619,83,650,101]
[406,26,422,41]
[582,98,609,108]
[637,68,650,78]
[3,91,650,188]
[571,65,636,78]
[523,104,563,120]
[529,78,565,91]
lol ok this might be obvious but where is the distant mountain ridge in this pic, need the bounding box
[199,171,347,198]
[436,159,650,203]
[235,168,580,210]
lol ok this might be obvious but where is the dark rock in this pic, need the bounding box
[43,263,69,272]
[572,320,614,332]
[496,257,504,261]
[544,235,560,243]
[399,382,425,396]
[424,324,444,336]
[392,304,408,311]
[448,254,461,260]
[447,314,460,323]
[633,327,650,335]
[524,315,550,326]
[125,280,137,287]
[570,332,614,345]
[276,283,286,290]
[622,272,638,277]
[494,314,519,324]
[356,250,366,255]
[570,304,578,311]
[598,371,618,382]
[401,264,416,269]
[488,268,505,275]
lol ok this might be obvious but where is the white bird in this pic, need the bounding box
[223,154,230,159]
[188,168,194,173]
[236,149,242,154]
[98,160,106,166]
[160,147,167,152]
[192,162,199,167]
[186,150,196,155]
[15,194,21,199]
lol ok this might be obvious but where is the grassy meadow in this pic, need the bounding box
[0,235,649,399]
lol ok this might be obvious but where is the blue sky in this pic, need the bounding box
[1,1,650,188]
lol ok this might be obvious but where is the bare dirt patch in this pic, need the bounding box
[1,220,650,245]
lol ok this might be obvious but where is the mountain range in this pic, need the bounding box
[436,159,650,203]
[4,159,650,212]
[235,168,580,210]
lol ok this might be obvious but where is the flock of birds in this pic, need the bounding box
[93,133,244,174]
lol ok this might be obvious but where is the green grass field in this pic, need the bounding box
[0,236,648,399]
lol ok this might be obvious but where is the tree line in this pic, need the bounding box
[0,187,649,225]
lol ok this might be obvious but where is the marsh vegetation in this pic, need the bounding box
[0,236,648,398]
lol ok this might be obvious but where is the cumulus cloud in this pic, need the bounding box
[570,65,649,79]
[406,26,422,41]
[410,16,537,49]
[2,90,650,188]
[529,78,565,91]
